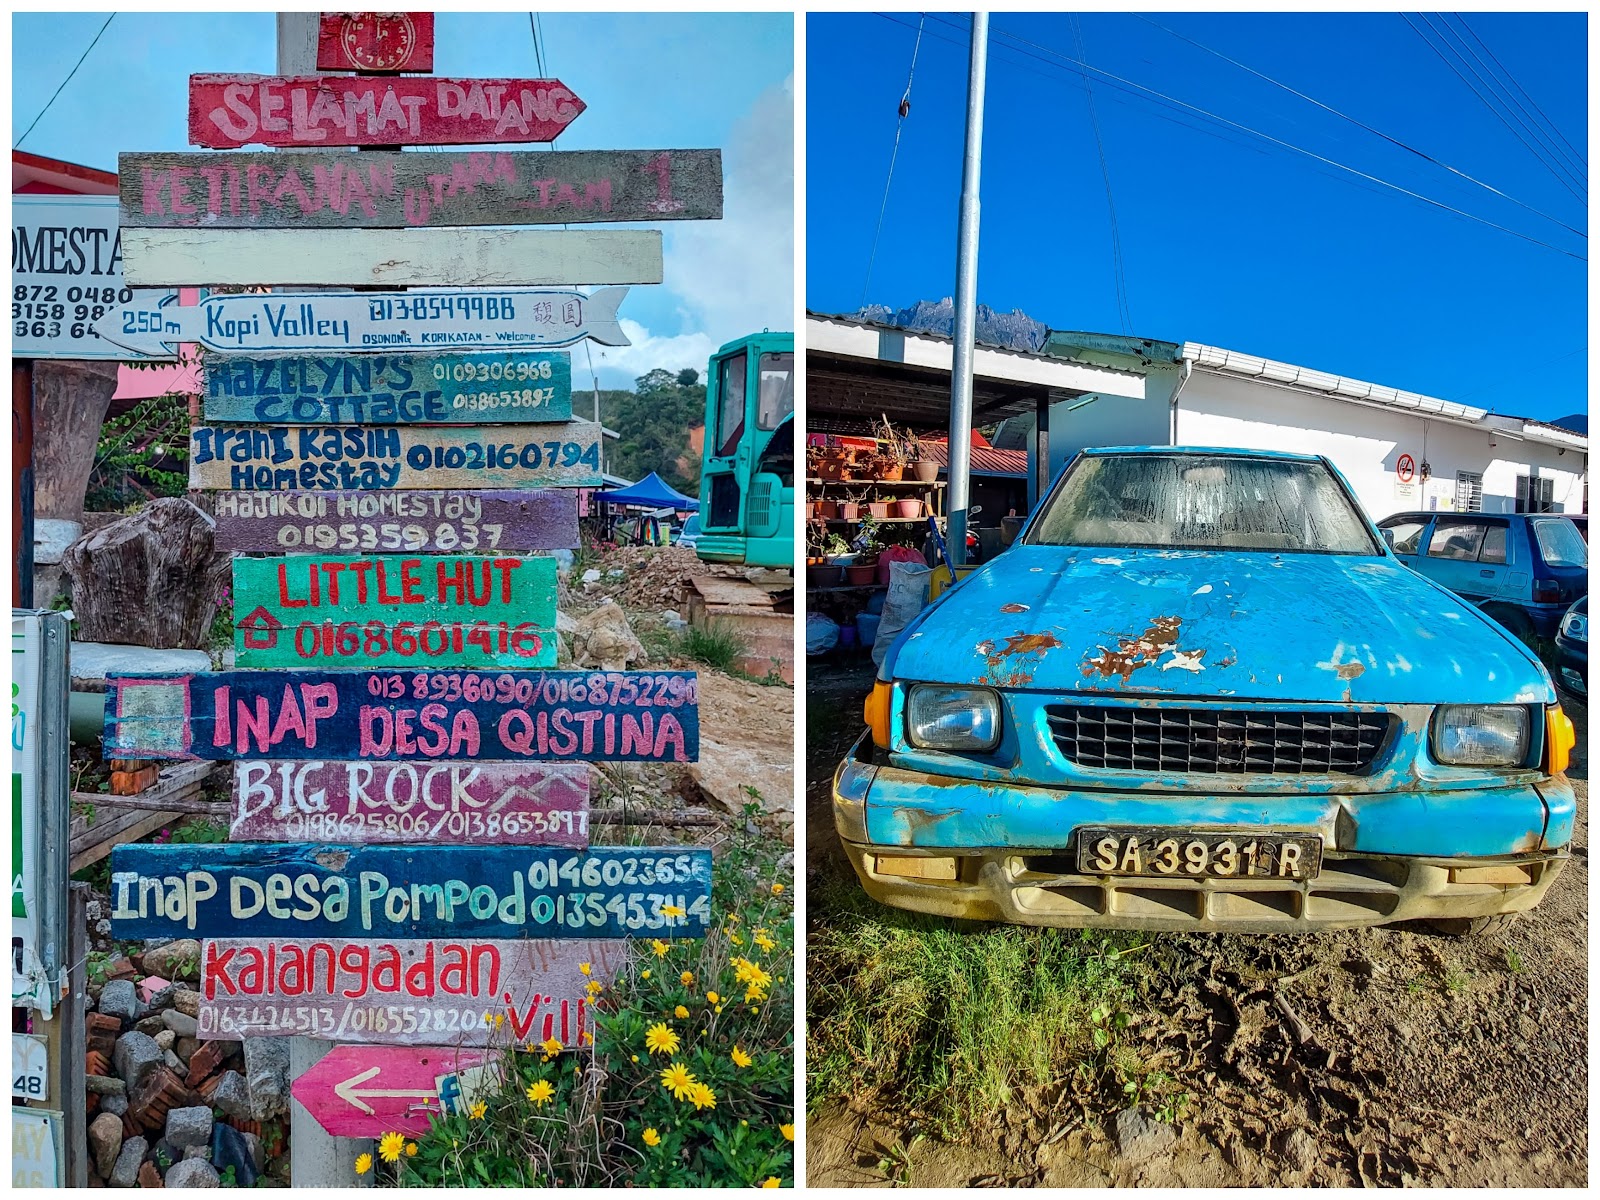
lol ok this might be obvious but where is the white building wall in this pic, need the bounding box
[1171,369,1585,522]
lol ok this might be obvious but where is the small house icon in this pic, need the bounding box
[237,606,284,650]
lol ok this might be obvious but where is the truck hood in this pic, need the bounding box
[888,546,1554,705]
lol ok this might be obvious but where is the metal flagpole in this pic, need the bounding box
[946,13,987,566]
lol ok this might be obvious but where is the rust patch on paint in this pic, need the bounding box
[982,631,1062,686]
[1082,615,1183,683]
[1000,603,1029,614]
[1335,661,1366,681]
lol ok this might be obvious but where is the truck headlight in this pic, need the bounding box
[905,685,1001,752]
[1559,609,1587,643]
[1431,705,1530,767]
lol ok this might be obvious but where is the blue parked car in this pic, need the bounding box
[1375,511,1587,644]
[835,447,1576,935]
[1554,596,1586,699]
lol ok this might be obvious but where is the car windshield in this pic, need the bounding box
[1027,453,1380,554]
[1532,518,1588,567]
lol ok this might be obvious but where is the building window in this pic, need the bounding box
[1454,471,1483,512]
[1516,474,1555,513]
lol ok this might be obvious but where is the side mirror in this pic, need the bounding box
[1381,529,1396,550]
[968,504,984,517]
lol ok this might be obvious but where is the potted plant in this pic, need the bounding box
[846,519,882,585]
[875,415,907,481]
[894,497,923,518]
[905,430,940,483]
[866,499,892,519]
[839,487,868,522]
[818,445,849,481]
[816,499,840,520]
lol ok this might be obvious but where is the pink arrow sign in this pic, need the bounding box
[292,1045,493,1138]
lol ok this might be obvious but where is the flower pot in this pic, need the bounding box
[913,459,940,483]
[867,501,892,519]
[818,452,847,481]
[878,462,904,482]
[845,562,879,586]
[839,502,861,521]
[894,498,922,518]
[816,500,840,520]
[807,563,842,589]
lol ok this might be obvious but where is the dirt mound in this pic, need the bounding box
[577,544,746,614]
[684,672,794,831]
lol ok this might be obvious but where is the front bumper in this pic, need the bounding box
[1554,637,1586,697]
[833,733,1575,932]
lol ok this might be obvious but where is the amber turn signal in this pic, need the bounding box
[864,681,894,749]
[1546,704,1575,775]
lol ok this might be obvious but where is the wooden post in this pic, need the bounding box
[1035,390,1051,512]
[63,883,89,1188]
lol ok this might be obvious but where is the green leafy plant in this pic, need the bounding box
[677,622,750,675]
[85,392,191,512]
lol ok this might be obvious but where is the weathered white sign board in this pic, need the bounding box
[12,1109,59,1187]
[12,1033,49,1101]
[11,195,178,359]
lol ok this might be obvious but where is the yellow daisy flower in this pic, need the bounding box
[651,939,669,958]
[662,904,685,918]
[729,932,744,946]
[660,1061,696,1100]
[726,913,740,925]
[674,1004,689,1019]
[586,980,602,997]
[644,1022,680,1056]
[581,1031,593,1045]
[680,971,695,986]
[731,1046,753,1069]
[642,1127,661,1147]
[641,969,651,980]
[468,1101,487,1121]
[579,962,591,976]
[405,1143,417,1158]
[687,1081,717,1111]
[763,1177,781,1188]
[493,1013,505,1027]
[354,1153,373,1176]
[707,990,721,1004]
[754,930,777,952]
[771,883,784,894]
[378,1131,406,1163]
[540,1037,562,1056]
[526,1080,555,1105]
[781,1123,795,1141]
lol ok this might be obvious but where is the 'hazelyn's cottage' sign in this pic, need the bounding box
[189,421,603,491]
[108,842,713,939]
[230,554,558,669]
[103,670,700,763]
[121,149,723,228]
[197,936,619,1046]
[203,350,573,424]
[210,490,579,555]
[229,760,589,847]
[92,286,631,357]
[189,74,586,148]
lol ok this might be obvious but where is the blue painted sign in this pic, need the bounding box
[203,351,573,424]
[102,669,698,763]
[109,843,712,940]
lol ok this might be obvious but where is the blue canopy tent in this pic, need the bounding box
[591,472,699,511]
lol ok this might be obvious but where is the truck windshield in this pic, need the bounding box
[1027,453,1380,554]
[756,351,794,431]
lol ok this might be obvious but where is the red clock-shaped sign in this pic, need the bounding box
[317,12,435,72]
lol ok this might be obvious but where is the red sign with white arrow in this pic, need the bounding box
[292,1045,493,1138]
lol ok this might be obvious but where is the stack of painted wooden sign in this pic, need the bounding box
[98,11,724,1143]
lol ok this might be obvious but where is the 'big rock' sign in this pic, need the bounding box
[190,74,586,148]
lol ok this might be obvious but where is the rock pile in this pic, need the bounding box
[83,940,279,1187]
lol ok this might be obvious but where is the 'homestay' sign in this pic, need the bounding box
[197,936,620,1046]
[189,74,585,148]
[230,553,558,669]
[109,843,713,939]
[230,761,589,847]
[103,670,700,763]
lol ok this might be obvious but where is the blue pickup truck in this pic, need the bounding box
[834,447,1576,935]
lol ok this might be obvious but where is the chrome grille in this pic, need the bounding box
[1044,706,1392,775]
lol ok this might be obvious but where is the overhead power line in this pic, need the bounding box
[915,13,1583,262]
[1456,14,1585,169]
[1071,15,1132,334]
[1133,13,1584,240]
[17,13,116,148]
[861,13,925,308]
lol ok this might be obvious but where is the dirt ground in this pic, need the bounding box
[804,656,1588,1187]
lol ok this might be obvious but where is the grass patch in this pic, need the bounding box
[807,875,1150,1131]
[677,621,750,674]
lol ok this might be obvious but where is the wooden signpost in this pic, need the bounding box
[230,553,558,669]
[289,1045,488,1139]
[197,936,620,1046]
[102,669,700,763]
[211,489,579,555]
[120,149,724,228]
[107,842,714,939]
[120,227,664,288]
[189,420,603,491]
[316,13,435,72]
[92,285,631,356]
[229,760,589,846]
[189,74,586,148]
[203,350,573,424]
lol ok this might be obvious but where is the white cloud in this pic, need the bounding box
[577,320,718,384]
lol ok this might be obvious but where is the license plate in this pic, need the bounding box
[1075,827,1322,881]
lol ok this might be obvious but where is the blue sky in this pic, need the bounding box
[807,12,1586,421]
[13,11,793,389]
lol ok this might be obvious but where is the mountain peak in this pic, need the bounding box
[851,299,1048,353]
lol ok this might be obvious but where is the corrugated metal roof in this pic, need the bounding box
[919,439,1029,477]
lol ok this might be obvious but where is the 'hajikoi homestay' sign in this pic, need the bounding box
[230,554,558,669]
[210,489,579,556]
[92,286,630,357]
[197,936,621,1046]
[188,421,602,491]
[121,149,723,228]
[202,350,573,424]
[108,842,713,939]
[229,760,589,847]
[102,670,700,763]
[189,74,585,148]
